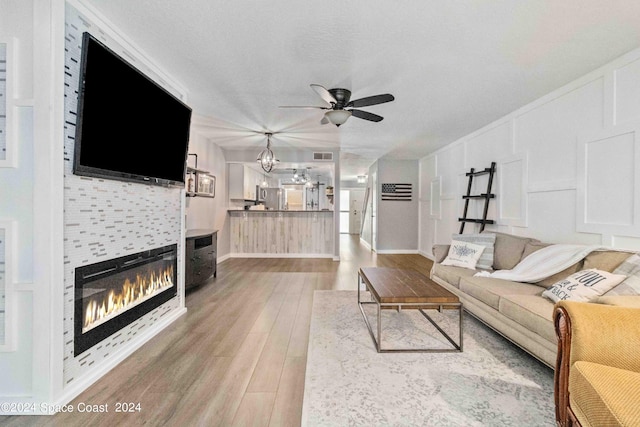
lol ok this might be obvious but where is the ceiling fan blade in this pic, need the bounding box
[320,115,329,125]
[278,105,329,109]
[310,84,337,105]
[347,94,395,108]
[350,109,384,122]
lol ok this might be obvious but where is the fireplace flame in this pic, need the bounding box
[83,265,174,333]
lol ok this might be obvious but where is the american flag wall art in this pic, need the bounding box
[381,183,412,201]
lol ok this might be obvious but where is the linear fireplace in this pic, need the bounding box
[74,244,178,356]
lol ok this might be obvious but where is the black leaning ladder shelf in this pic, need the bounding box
[459,162,496,233]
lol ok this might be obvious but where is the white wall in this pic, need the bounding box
[184,128,230,259]
[0,0,38,401]
[377,159,419,253]
[361,160,419,253]
[420,46,640,257]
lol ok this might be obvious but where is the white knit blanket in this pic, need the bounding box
[474,244,604,283]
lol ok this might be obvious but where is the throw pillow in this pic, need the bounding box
[441,240,486,270]
[542,269,627,303]
[451,233,495,270]
[604,254,640,296]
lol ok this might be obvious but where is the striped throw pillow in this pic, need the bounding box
[451,233,496,271]
[604,254,640,296]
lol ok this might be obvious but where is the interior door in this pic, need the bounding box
[349,189,365,234]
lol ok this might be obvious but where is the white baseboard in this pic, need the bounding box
[359,238,372,251]
[375,249,420,254]
[217,253,231,263]
[228,253,334,259]
[419,250,435,261]
[51,307,187,413]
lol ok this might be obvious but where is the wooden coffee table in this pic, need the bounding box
[358,267,463,353]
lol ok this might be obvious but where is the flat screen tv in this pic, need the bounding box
[73,32,191,187]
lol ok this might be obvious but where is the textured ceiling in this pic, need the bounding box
[82,0,640,180]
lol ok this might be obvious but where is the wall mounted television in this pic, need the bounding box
[73,32,192,187]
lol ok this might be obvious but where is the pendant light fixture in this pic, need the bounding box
[257,132,279,173]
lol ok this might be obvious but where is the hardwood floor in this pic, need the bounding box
[2,235,433,427]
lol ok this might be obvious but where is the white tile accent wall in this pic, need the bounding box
[63,6,183,386]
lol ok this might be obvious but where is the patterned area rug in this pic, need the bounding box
[302,291,555,426]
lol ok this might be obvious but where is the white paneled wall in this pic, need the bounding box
[420,47,640,255]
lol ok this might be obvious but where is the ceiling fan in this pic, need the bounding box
[280,84,395,127]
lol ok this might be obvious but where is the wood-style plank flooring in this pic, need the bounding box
[2,235,433,427]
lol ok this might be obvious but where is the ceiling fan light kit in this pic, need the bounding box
[325,109,352,126]
[257,132,279,173]
[280,84,394,127]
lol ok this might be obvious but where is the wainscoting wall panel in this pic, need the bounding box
[498,154,527,227]
[464,122,511,171]
[419,45,640,254]
[614,57,640,125]
[515,78,604,189]
[577,123,640,236]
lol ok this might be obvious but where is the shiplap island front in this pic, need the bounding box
[228,210,334,257]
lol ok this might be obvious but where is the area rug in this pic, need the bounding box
[301,290,555,426]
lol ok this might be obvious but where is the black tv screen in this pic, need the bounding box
[74,32,191,187]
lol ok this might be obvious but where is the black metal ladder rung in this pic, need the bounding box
[459,162,496,234]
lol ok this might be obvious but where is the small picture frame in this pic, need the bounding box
[0,38,17,168]
[0,219,15,351]
[197,173,216,198]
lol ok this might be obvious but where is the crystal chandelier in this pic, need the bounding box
[257,133,278,173]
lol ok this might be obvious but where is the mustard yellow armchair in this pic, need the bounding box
[554,300,640,427]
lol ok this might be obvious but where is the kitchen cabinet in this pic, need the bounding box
[228,163,271,200]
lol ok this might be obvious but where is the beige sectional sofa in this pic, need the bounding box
[430,232,633,367]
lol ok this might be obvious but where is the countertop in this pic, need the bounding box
[227,209,333,213]
[186,229,218,239]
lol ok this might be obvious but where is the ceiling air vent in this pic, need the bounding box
[313,152,333,161]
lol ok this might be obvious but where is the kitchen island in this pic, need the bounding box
[228,210,334,257]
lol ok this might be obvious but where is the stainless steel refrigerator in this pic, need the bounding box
[263,188,284,210]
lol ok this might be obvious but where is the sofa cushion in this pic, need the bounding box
[431,264,477,288]
[597,295,640,308]
[459,276,542,310]
[570,361,640,427]
[499,294,555,342]
[484,231,538,270]
[534,261,584,288]
[521,241,550,260]
[432,244,450,263]
[451,233,495,270]
[583,250,633,272]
